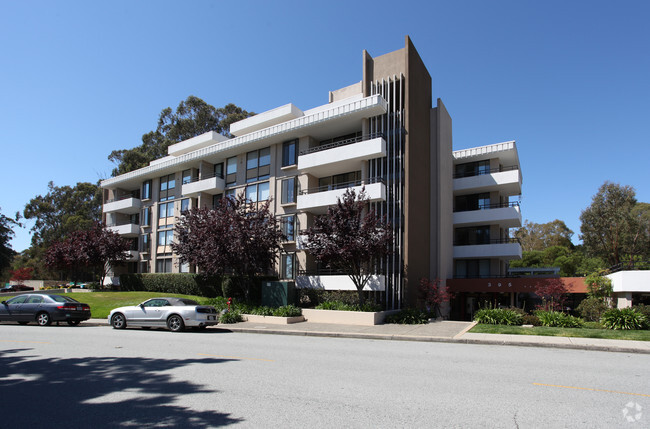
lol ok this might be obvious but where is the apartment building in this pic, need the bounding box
[100,36,523,312]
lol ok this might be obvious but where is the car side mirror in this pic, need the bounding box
[139,303,145,308]
[1,301,6,305]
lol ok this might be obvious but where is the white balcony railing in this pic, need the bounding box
[103,197,142,214]
[107,223,139,237]
[453,204,521,229]
[296,274,385,291]
[298,134,386,177]
[453,168,522,196]
[297,180,386,214]
[181,175,226,197]
[453,241,522,260]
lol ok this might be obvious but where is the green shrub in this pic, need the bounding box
[535,310,583,328]
[118,273,221,297]
[219,311,242,324]
[522,314,541,326]
[315,301,382,312]
[600,308,646,330]
[474,308,523,326]
[385,308,429,324]
[202,296,229,312]
[632,304,650,328]
[576,297,608,322]
[272,305,302,317]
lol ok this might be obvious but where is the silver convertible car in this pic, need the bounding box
[108,297,218,332]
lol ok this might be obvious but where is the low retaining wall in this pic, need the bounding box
[302,309,400,326]
[242,314,305,324]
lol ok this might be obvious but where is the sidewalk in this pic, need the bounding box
[90,318,650,354]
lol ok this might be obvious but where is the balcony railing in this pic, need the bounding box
[105,194,140,204]
[106,222,139,228]
[453,165,519,179]
[454,237,520,246]
[453,201,520,213]
[299,132,386,156]
[184,171,224,184]
[299,176,384,195]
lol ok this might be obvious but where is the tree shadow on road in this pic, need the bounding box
[0,348,242,427]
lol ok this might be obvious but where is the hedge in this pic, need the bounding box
[118,273,278,301]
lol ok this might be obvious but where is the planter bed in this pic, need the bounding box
[302,308,400,326]
[242,314,305,324]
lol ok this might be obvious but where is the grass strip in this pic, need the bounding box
[470,323,650,341]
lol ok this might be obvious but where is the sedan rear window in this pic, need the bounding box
[178,299,199,305]
[49,295,80,303]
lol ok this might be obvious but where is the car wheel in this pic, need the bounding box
[17,321,29,325]
[111,313,127,329]
[67,320,81,326]
[167,315,185,332]
[36,312,51,326]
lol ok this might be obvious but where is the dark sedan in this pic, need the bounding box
[1,284,34,293]
[0,294,91,326]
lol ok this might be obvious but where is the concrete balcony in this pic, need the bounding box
[453,203,522,229]
[296,274,385,291]
[298,134,386,177]
[107,223,139,238]
[453,167,522,196]
[103,197,142,215]
[297,180,386,214]
[182,175,225,197]
[453,240,522,260]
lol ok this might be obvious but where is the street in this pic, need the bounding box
[0,324,648,428]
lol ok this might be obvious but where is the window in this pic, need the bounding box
[129,213,140,225]
[455,193,491,212]
[155,259,173,273]
[258,181,269,201]
[225,188,237,199]
[140,261,150,273]
[455,259,491,279]
[246,148,270,182]
[180,198,190,213]
[246,182,270,203]
[454,160,491,178]
[180,262,190,273]
[282,139,297,167]
[182,169,192,185]
[157,229,173,247]
[281,215,295,241]
[226,157,237,185]
[280,253,295,279]
[213,193,223,208]
[141,233,150,253]
[142,180,152,200]
[281,177,297,204]
[159,174,176,201]
[214,163,224,178]
[318,171,361,191]
[454,226,490,246]
[158,202,174,220]
[141,207,151,226]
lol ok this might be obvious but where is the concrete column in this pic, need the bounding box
[616,292,633,308]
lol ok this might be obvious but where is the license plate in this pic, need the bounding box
[76,306,82,311]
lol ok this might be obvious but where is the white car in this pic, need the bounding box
[108,297,218,332]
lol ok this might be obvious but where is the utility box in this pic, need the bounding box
[261,281,296,307]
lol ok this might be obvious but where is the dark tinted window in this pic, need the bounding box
[7,296,28,304]
[49,295,79,303]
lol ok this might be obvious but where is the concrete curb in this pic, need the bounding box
[217,325,650,355]
[86,319,650,354]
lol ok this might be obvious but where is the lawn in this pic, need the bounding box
[470,323,650,341]
[63,292,209,319]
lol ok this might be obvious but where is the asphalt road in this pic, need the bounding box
[1,324,648,428]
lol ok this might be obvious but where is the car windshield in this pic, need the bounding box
[49,295,80,303]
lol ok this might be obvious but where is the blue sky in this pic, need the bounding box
[1,0,649,252]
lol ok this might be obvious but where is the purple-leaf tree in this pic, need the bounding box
[172,193,283,301]
[304,188,392,305]
[44,222,130,286]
